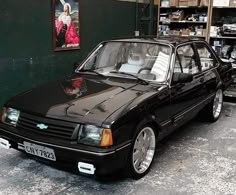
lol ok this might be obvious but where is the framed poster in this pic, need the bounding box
[52,0,80,51]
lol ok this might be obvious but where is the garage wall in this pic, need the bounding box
[0,0,136,107]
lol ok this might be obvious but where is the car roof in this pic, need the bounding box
[111,35,204,47]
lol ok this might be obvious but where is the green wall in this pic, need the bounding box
[0,0,136,107]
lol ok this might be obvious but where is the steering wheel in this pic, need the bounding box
[115,62,123,70]
[138,68,152,74]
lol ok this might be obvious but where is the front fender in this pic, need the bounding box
[106,105,161,146]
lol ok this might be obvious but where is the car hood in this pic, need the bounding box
[7,75,159,126]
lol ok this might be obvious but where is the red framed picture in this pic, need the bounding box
[52,0,80,51]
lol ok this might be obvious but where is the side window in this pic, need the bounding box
[174,44,200,75]
[195,43,217,71]
[174,53,182,73]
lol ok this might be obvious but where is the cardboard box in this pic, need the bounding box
[161,0,170,7]
[200,0,209,6]
[196,29,203,36]
[230,0,236,7]
[182,29,191,36]
[179,0,188,6]
[170,0,179,6]
[188,0,200,6]
[213,0,229,7]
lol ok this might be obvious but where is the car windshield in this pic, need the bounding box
[76,41,171,82]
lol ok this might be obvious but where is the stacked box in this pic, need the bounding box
[188,0,200,6]
[161,0,170,7]
[230,0,236,7]
[170,0,179,6]
[213,0,230,7]
[179,0,188,6]
[200,0,209,6]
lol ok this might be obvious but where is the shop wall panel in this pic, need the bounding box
[0,0,136,107]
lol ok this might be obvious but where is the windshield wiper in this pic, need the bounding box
[109,71,149,85]
[77,69,106,77]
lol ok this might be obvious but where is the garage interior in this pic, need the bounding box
[0,0,236,194]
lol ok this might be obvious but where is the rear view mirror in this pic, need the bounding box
[172,72,193,84]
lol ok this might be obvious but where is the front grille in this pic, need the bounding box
[17,112,78,140]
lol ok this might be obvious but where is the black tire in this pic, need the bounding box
[127,124,157,179]
[203,88,223,122]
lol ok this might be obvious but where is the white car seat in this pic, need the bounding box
[119,53,144,73]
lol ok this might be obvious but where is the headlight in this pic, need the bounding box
[78,125,113,147]
[1,107,20,126]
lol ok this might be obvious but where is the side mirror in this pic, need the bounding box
[172,72,193,84]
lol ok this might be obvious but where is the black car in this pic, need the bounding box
[0,37,233,179]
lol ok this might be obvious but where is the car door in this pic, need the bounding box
[194,42,219,98]
[169,43,208,129]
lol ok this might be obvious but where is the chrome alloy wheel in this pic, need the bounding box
[213,89,223,119]
[132,127,156,174]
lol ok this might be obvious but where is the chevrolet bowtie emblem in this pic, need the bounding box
[36,124,48,130]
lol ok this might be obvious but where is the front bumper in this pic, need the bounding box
[0,125,131,176]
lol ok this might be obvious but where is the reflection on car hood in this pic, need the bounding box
[7,75,159,126]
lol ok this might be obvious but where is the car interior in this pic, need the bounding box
[174,45,199,75]
[118,45,170,82]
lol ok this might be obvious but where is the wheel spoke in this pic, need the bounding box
[139,131,146,144]
[134,139,143,150]
[144,135,151,149]
[140,161,149,170]
[133,150,143,162]
[134,158,142,169]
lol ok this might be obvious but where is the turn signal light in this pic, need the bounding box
[1,107,6,122]
[100,129,113,147]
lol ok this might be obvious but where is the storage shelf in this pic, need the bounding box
[163,35,206,38]
[157,0,210,42]
[159,21,207,24]
[210,36,236,39]
[213,6,236,9]
[160,6,208,9]
[224,86,236,97]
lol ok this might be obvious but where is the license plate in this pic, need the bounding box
[23,141,56,161]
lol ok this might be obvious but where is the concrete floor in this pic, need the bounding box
[0,102,236,195]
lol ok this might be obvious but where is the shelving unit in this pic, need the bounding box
[209,5,236,97]
[156,1,236,51]
[209,6,236,52]
[161,34,206,38]
[159,6,208,8]
[210,36,236,39]
[157,0,212,41]
[159,21,207,23]
[156,0,236,97]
